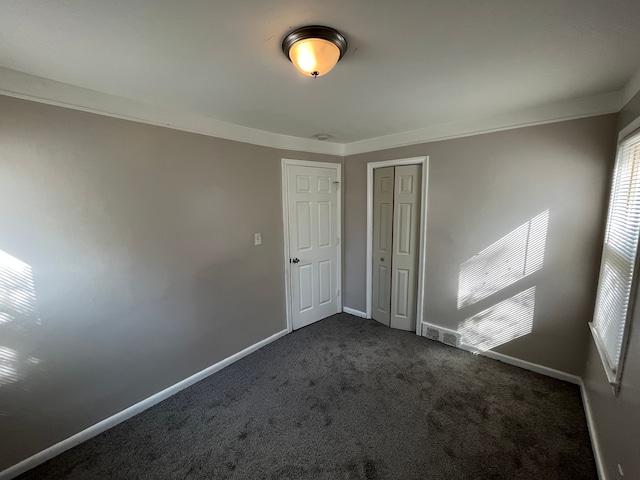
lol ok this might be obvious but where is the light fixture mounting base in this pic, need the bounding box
[282,25,348,61]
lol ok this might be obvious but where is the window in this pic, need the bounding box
[590,130,640,390]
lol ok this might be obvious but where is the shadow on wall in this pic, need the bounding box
[456,210,550,352]
[0,249,43,416]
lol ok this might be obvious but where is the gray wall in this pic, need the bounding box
[0,94,340,471]
[344,115,617,375]
[583,90,640,480]
[0,90,626,474]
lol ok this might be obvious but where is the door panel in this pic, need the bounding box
[395,269,409,317]
[397,203,412,254]
[318,202,331,247]
[390,165,421,331]
[318,260,332,305]
[376,265,389,311]
[288,165,339,330]
[299,264,313,311]
[317,176,331,193]
[296,202,312,250]
[372,167,395,325]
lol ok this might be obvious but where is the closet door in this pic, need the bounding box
[371,167,395,326]
[390,165,421,331]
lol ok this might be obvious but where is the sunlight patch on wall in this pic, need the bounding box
[457,210,549,309]
[0,346,19,386]
[459,286,536,352]
[0,249,41,388]
[0,346,40,387]
[0,249,40,324]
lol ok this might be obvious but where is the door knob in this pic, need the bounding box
[292,258,300,263]
[380,257,384,262]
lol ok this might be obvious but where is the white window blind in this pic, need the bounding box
[591,130,640,385]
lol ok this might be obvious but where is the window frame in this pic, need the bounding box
[590,128,640,394]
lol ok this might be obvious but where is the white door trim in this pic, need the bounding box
[366,156,429,335]
[281,158,343,333]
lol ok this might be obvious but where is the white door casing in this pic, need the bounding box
[282,160,341,331]
[372,167,395,326]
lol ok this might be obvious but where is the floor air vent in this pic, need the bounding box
[425,327,440,341]
[421,322,460,348]
[442,332,458,347]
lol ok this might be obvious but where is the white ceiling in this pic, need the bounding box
[1,0,639,147]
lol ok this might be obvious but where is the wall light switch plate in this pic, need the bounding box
[254,233,262,245]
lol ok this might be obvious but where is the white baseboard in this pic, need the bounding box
[0,328,289,480]
[580,380,607,480]
[342,307,367,318]
[463,347,581,385]
[421,322,460,341]
[420,322,580,385]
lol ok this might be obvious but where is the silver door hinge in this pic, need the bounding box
[336,237,340,245]
[337,289,340,297]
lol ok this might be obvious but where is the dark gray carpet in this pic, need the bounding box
[17,314,596,479]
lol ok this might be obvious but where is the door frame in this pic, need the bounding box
[281,158,343,333]
[366,156,429,335]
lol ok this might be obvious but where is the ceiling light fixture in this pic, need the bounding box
[282,26,347,78]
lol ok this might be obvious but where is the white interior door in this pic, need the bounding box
[372,167,395,326]
[390,165,422,331]
[287,164,340,330]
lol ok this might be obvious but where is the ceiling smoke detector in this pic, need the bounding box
[313,133,332,141]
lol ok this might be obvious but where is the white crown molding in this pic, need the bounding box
[0,66,627,158]
[621,64,640,108]
[342,91,622,156]
[0,67,344,156]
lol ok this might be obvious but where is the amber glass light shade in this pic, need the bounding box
[283,26,347,78]
[288,38,341,77]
